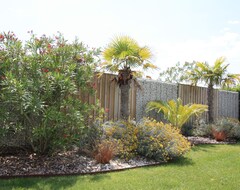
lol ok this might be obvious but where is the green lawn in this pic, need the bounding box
[1,144,240,190]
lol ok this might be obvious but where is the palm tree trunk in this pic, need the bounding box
[120,84,130,119]
[207,83,214,123]
[118,67,132,120]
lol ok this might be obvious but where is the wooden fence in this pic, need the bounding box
[178,84,219,125]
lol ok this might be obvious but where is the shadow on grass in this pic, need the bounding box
[142,156,195,172]
[0,172,112,189]
[0,175,78,190]
[168,156,195,166]
[87,173,111,181]
[191,144,218,152]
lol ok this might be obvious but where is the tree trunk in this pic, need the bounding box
[120,83,130,119]
[207,83,214,123]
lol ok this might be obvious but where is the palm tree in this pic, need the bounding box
[146,98,208,129]
[102,36,157,119]
[189,57,240,123]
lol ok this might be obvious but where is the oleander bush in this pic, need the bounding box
[78,118,104,155]
[0,31,101,154]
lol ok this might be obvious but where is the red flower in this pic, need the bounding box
[47,44,52,49]
[92,82,97,90]
[41,68,49,73]
[0,34,4,41]
[63,134,68,138]
[105,108,110,113]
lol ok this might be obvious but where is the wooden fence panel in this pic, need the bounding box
[178,84,219,126]
[79,73,136,122]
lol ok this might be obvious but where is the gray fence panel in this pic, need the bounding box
[218,90,239,119]
[136,80,178,121]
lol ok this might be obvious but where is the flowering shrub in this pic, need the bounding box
[0,31,101,154]
[104,120,139,159]
[102,119,191,161]
[137,119,191,162]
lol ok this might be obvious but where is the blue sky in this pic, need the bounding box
[1,0,240,78]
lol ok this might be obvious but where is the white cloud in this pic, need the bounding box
[151,31,240,79]
[228,20,240,25]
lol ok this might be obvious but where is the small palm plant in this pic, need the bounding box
[146,98,208,129]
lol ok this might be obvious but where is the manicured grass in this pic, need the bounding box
[1,144,240,190]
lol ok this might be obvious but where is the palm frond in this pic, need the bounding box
[146,98,208,129]
[143,63,158,70]
[102,35,156,73]
[191,57,238,88]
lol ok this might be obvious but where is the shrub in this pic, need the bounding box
[0,31,101,154]
[78,118,104,155]
[104,120,139,160]
[230,122,240,140]
[103,119,191,162]
[137,119,191,162]
[193,118,240,141]
[212,118,240,140]
[193,118,212,137]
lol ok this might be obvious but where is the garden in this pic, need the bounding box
[0,32,240,189]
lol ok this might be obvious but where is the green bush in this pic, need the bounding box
[0,31,101,154]
[137,119,191,162]
[78,118,104,155]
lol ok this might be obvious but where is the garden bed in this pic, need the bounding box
[0,137,236,178]
[0,149,158,178]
